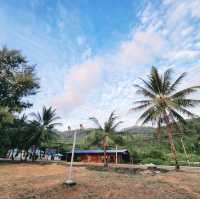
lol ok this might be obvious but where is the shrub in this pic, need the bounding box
[140,158,166,165]
[148,150,165,160]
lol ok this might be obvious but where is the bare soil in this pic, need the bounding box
[0,163,200,199]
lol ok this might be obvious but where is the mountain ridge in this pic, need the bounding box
[56,125,155,139]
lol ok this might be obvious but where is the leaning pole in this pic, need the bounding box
[64,130,77,186]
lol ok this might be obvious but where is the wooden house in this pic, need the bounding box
[66,149,129,163]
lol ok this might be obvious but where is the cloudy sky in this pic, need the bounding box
[0,0,200,130]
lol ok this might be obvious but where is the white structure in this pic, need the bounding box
[64,130,77,186]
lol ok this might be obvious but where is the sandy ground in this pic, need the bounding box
[0,163,200,199]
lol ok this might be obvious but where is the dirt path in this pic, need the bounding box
[0,163,200,199]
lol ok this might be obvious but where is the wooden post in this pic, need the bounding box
[181,137,190,166]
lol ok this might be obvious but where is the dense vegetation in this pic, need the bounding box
[0,47,60,158]
[51,117,199,166]
[125,117,200,165]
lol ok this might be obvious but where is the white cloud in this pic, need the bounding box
[2,0,200,130]
[164,50,199,61]
[115,31,165,68]
[54,57,102,110]
[53,0,200,129]
[189,0,200,18]
[53,29,166,119]
[167,2,188,27]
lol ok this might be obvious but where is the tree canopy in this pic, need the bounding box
[0,47,39,112]
[0,47,40,156]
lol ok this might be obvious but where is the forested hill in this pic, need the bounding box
[56,117,200,139]
[122,126,154,134]
[56,125,155,139]
[122,117,200,135]
[57,129,91,139]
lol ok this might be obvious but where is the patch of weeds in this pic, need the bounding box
[87,165,168,177]
[87,166,109,172]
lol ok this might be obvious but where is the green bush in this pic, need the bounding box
[140,158,166,165]
[129,150,141,163]
[148,150,165,160]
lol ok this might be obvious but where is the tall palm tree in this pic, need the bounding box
[30,106,61,159]
[89,111,122,167]
[132,66,200,170]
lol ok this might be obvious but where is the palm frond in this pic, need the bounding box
[48,122,62,127]
[130,103,151,111]
[111,121,123,131]
[168,108,186,124]
[177,107,196,118]
[134,100,153,104]
[105,111,122,133]
[134,84,156,98]
[30,112,42,123]
[139,78,156,94]
[173,98,200,108]
[162,68,172,94]
[171,86,200,98]
[136,107,155,125]
[150,66,163,94]
[89,117,103,130]
[169,72,186,93]
[108,111,118,123]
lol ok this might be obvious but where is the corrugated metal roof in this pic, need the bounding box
[67,149,128,154]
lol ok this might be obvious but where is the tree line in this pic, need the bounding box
[0,46,200,170]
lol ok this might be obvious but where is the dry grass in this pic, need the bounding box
[0,163,200,199]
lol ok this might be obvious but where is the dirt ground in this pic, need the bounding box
[0,163,200,199]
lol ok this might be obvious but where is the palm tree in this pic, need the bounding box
[30,106,61,160]
[131,66,200,170]
[89,111,122,167]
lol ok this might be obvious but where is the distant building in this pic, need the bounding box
[66,149,129,163]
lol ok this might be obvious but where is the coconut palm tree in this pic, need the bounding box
[89,111,122,167]
[131,66,200,170]
[30,106,61,160]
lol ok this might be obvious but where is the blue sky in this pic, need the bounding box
[0,0,200,130]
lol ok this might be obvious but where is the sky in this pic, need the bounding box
[0,0,200,130]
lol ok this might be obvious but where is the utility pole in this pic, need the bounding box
[64,128,77,186]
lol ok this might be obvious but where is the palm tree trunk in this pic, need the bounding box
[164,114,180,170]
[156,127,161,142]
[103,135,108,167]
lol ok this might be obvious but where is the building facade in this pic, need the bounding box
[66,149,129,163]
